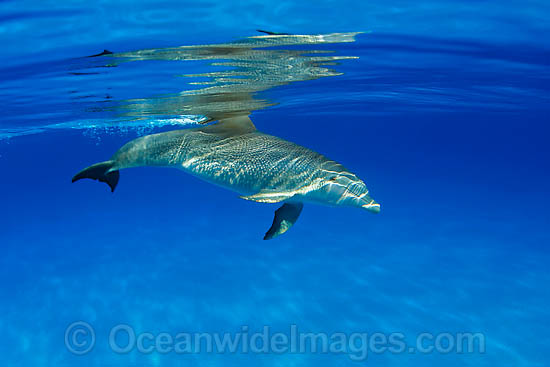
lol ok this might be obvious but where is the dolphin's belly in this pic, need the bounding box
[174,132,324,195]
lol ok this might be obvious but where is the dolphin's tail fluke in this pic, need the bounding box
[72,161,119,192]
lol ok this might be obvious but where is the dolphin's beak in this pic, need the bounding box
[362,200,381,213]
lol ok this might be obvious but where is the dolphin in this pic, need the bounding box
[72,116,380,239]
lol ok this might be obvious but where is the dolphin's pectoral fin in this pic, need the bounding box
[240,190,295,203]
[72,160,119,192]
[264,203,303,240]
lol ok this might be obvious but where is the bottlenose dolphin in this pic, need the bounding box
[72,116,380,239]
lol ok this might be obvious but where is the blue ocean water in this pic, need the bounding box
[1,1,549,366]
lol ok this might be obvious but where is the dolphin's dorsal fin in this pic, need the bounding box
[202,115,256,138]
[264,203,303,240]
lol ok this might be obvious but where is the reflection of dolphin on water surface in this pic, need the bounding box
[72,115,380,239]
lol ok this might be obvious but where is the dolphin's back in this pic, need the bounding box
[163,130,335,195]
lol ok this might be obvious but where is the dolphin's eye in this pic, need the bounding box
[329,177,338,182]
